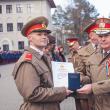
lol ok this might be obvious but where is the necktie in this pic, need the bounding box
[95,44,99,53]
[95,44,98,49]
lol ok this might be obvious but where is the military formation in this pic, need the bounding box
[0,51,23,65]
[1,16,110,110]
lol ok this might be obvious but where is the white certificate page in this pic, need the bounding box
[51,61,74,88]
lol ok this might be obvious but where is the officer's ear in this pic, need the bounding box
[27,34,33,42]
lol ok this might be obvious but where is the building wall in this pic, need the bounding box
[0,0,54,51]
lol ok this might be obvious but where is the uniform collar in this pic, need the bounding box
[103,50,110,54]
[78,46,82,49]
[30,45,43,56]
[106,50,110,54]
[91,43,96,49]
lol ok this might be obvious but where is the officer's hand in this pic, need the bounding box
[77,84,92,94]
[66,89,73,96]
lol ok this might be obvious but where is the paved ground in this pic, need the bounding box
[0,64,22,110]
[0,63,76,110]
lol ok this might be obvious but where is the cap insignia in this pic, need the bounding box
[42,24,46,29]
[99,22,105,28]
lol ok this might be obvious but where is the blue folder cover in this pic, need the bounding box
[68,73,80,91]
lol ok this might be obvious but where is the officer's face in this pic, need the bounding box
[99,33,110,51]
[89,32,101,45]
[69,42,79,51]
[28,32,48,49]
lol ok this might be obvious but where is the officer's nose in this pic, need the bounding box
[100,36,106,42]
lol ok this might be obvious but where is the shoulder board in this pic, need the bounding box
[25,53,32,61]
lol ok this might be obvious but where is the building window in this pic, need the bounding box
[27,4,32,13]
[7,23,13,32]
[18,41,24,50]
[3,44,9,51]
[17,23,23,31]
[0,24,3,32]
[16,4,23,13]
[0,5,2,13]
[6,5,12,13]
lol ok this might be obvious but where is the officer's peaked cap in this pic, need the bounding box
[21,16,51,37]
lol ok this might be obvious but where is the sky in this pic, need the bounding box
[53,0,110,17]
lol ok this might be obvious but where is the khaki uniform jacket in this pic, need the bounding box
[67,51,74,62]
[76,43,110,110]
[70,47,91,99]
[74,43,102,103]
[92,53,110,110]
[70,51,81,70]
[12,47,67,110]
[75,43,102,84]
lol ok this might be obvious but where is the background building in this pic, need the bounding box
[0,0,55,51]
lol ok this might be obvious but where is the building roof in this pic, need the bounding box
[0,0,56,8]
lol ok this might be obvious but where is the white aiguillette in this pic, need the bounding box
[51,61,74,88]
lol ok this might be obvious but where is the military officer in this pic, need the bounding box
[66,38,89,110]
[43,34,56,61]
[76,20,102,84]
[74,19,103,110]
[12,16,73,110]
[77,18,110,110]
[66,37,82,67]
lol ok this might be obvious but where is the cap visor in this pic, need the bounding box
[94,30,110,35]
[33,29,51,34]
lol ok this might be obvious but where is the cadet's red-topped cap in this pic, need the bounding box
[21,16,51,37]
[66,38,78,46]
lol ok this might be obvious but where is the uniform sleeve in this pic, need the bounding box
[92,79,110,95]
[15,62,67,103]
[75,55,91,84]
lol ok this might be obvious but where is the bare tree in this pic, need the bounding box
[52,0,99,44]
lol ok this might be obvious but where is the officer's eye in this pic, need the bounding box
[37,33,42,36]
[43,33,48,36]
[99,35,103,38]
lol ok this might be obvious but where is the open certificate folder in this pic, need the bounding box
[51,61,74,88]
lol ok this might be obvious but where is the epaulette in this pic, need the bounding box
[25,53,32,61]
